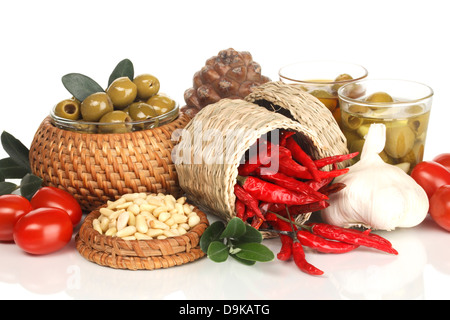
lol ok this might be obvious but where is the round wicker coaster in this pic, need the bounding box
[75,205,209,270]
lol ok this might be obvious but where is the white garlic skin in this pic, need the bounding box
[321,124,429,231]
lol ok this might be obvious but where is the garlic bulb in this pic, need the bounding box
[321,123,428,231]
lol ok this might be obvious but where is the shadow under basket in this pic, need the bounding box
[75,204,209,270]
[29,113,191,212]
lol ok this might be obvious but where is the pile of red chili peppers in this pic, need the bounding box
[234,130,398,276]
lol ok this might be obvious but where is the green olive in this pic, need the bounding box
[384,126,415,158]
[133,74,160,100]
[331,73,353,92]
[54,98,81,120]
[400,141,424,167]
[341,112,363,130]
[146,94,175,115]
[128,102,158,121]
[98,110,132,133]
[70,121,98,134]
[81,92,114,122]
[308,89,338,112]
[106,77,137,109]
[408,111,430,136]
[365,91,394,103]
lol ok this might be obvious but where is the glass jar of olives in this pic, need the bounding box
[278,60,368,126]
[51,97,179,134]
[338,79,433,173]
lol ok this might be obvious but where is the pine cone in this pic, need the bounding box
[182,48,270,116]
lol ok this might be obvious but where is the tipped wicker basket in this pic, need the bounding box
[75,203,209,270]
[174,82,348,227]
[29,113,191,212]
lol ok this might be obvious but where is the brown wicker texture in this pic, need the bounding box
[29,114,191,212]
[75,204,209,270]
[174,83,348,226]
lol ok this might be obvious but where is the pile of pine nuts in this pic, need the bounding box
[92,193,201,240]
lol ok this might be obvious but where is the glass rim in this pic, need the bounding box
[278,60,368,85]
[50,102,179,127]
[338,78,434,107]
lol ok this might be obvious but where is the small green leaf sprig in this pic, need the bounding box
[0,131,43,199]
[200,217,274,265]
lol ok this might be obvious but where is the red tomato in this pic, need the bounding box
[433,153,450,172]
[429,185,450,232]
[0,195,33,241]
[30,186,82,226]
[13,207,73,255]
[411,161,450,199]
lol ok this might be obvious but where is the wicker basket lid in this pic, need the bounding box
[174,94,348,222]
[245,81,348,162]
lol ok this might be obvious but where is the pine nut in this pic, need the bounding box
[116,226,136,238]
[136,215,148,234]
[117,211,130,231]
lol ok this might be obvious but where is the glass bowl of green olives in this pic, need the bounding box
[50,73,179,134]
[278,60,368,125]
[338,79,433,172]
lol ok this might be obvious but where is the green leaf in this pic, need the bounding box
[62,73,104,102]
[234,224,263,244]
[108,59,134,87]
[0,181,17,195]
[200,220,225,253]
[207,241,229,263]
[220,217,246,239]
[235,243,274,262]
[0,157,30,180]
[230,254,256,266]
[1,132,31,172]
[19,173,42,200]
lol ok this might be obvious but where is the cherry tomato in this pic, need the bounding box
[13,207,73,255]
[429,185,450,232]
[30,186,82,226]
[433,153,450,172]
[411,161,450,200]
[0,194,33,241]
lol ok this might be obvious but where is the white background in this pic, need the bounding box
[0,0,449,300]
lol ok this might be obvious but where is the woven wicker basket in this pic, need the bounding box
[75,203,209,270]
[174,82,348,226]
[29,114,191,212]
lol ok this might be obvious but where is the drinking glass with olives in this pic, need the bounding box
[278,61,368,126]
[51,59,178,133]
[338,79,433,173]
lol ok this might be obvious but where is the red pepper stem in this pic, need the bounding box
[270,211,312,232]
[236,175,248,186]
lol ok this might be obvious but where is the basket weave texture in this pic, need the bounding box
[174,82,348,223]
[29,114,191,212]
[75,205,209,270]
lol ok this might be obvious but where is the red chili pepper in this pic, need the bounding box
[318,183,347,196]
[235,199,246,219]
[285,201,330,216]
[285,137,321,182]
[234,184,265,221]
[309,223,398,255]
[292,242,324,276]
[237,175,319,206]
[272,219,294,261]
[238,141,291,176]
[279,130,296,146]
[296,230,359,254]
[314,152,359,169]
[255,168,328,200]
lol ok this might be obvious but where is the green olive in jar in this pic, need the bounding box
[128,102,158,121]
[365,91,394,103]
[98,110,132,133]
[133,74,160,100]
[81,92,114,122]
[106,77,137,109]
[308,89,338,112]
[331,73,353,92]
[384,126,415,158]
[54,98,81,120]
[146,94,175,115]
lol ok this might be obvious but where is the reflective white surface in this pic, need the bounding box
[1,215,449,300]
[0,0,450,301]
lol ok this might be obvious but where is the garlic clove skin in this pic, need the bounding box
[321,123,429,231]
